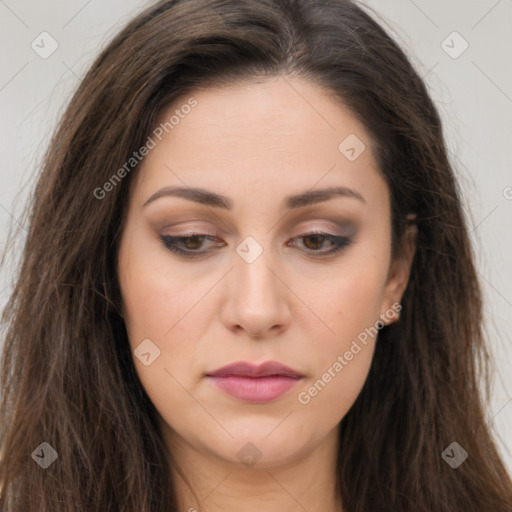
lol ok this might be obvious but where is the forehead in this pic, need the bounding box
[131,76,388,212]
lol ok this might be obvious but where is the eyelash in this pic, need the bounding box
[159,230,353,259]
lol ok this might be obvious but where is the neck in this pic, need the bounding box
[163,425,343,512]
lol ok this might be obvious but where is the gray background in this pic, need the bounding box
[1,0,511,475]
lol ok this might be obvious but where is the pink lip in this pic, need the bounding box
[206,361,303,403]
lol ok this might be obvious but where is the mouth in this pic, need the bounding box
[205,361,304,403]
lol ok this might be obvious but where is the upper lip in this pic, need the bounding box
[206,361,303,378]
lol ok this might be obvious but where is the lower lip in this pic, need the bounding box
[206,375,302,403]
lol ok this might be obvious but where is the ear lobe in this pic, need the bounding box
[380,215,417,324]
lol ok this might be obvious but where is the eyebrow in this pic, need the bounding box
[142,185,365,210]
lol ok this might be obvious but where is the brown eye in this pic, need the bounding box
[290,231,353,257]
[160,233,223,257]
[160,230,353,259]
[180,235,207,250]
[302,233,327,250]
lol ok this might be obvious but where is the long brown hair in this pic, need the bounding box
[1,0,511,510]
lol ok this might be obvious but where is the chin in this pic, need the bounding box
[196,424,316,469]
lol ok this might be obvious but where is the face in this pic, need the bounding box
[117,76,415,470]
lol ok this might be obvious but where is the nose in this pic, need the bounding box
[221,242,291,339]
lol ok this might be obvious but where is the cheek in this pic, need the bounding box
[118,233,195,342]
[294,247,389,418]
[307,252,389,353]
[296,343,375,430]
[117,233,217,389]
[295,277,380,422]
[117,243,206,425]
[335,234,391,325]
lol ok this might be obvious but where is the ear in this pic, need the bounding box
[380,214,417,325]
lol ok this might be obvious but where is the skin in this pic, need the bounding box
[117,75,416,512]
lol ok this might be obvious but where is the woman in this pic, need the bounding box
[1,0,511,510]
